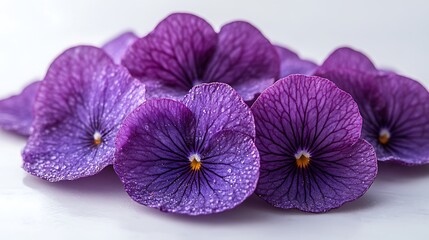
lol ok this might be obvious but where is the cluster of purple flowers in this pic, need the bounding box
[1,13,428,215]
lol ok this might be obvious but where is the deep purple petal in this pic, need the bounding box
[252,75,362,155]
[182,83,255,145]
[275,45,317,77]
[252,74,375,212]
[122,13,217,91]
[318,69,429,165]
[23,46,145,182]
[0,81,39,136]
[256,139,377,212]
[114,98,258,215]
[203,21,279,101]
[102,31,138,64]
[317,47,377,73]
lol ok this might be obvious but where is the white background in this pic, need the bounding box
[0,0,428,239]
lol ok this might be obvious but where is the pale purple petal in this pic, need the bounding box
[275,46,317,77]
[0,81,39,136]
[102,31,138,64]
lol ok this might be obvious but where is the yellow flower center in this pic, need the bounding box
[189,154,202,171]
[93,131,102,146]
[379,129,390,145]
[294,150,311,169]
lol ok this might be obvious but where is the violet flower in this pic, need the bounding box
[276,45,317,77]
[122,13,279,101]
[0,31,138,137]
[252,74,377,212]
[23,46,145,181]
[114,83,259,215]
[315,47,429,165]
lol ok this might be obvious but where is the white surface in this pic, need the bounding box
[1,0,429,239]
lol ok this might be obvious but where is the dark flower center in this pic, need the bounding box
[93,131,102,146]
[189,153,202,171]
[294,150,311,168]
[378,129,390,145]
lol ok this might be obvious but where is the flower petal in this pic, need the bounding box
[0,81,39,136]
[102,31,138,64]
[318,69,429,165]
[252,75,362,155]
[256,139,377,212]
[317,47,377,73]
[203,21,279,101]
[275,45,317,77]
[23,46,145,181]
[122,13,217,91]
[182,83,255,148]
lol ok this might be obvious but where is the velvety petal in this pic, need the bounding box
[318,69,429,165]
[122,13,217,90]
[232,77,274,102]
[275,45,299,60]
[203,21,279,100]
[317,47,377,73]
[102,31,138,64]
[143,80,189,100]
[114,98,259,215]
[275,46,317,77]
[256,139,377,212]
[23,46,145,182]
[0,81,39,136]
[182,83,255,148]
[252,74,374,212]
[252,75,362,155]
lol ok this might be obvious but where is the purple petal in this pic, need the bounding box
[0,81,40,136]
[114,98,259,215]
[256,139,377,212]
[203,21,279,101]
[102,31,138,64]
[275,45,299,60]
[317,47,377,73]
[182,83,255,144]
[23,46,145,182]
[253,75,362,154]
[232,77,274,102]
[318,69,429,165]
[275,45,318,77]
[122,13,217,91]
[252,74,376,212]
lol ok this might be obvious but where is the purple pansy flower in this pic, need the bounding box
[276,45,318,77]
[114,83,259,215]
[315,47,429,165]
[252,75,377,212]
[0,31,138,137]
[122,13,279,102]
[23,46,145,182]
[0,81,40,136]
